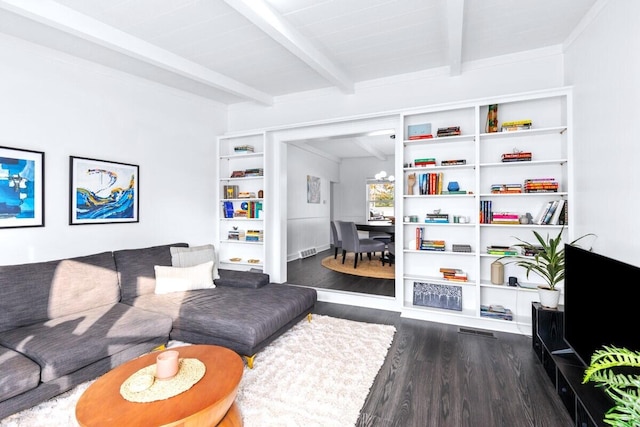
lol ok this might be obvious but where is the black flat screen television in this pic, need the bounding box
[563,244,639,367]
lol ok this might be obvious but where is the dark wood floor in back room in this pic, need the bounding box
[286,248,395,297]
[286,252,574,427]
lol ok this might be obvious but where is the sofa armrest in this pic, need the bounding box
[214,269,270,289]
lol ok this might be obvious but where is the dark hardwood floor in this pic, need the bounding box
[286,253,574,427]
[287,248,395,297]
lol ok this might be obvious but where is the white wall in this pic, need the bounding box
[564,0,640,267]
[286,145,338,260]
[0,34,226,265]
[333,157,395,223]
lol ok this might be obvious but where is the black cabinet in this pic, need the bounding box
[531,302,611,427]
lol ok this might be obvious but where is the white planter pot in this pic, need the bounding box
[538,286,561,309]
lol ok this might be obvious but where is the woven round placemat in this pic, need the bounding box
[120,358,206,403]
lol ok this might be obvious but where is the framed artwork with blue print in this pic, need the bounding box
[0,146,45,229]
[69,156,139,225]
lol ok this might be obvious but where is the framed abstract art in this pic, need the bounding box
[0,146,45,229]
[69,156,139,225]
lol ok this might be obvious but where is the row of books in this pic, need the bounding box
[533,199,566,225]
[415,227,445,251]
[222,200,263,218]
[440,267,467,282]
[490,183,522,194]
[501,151,532,162]
[524,178,558,193]
[480,305,513,321]
[418,172,444,195]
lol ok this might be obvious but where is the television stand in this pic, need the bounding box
[531,302,612,427]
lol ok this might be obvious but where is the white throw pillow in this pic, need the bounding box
[170,244,220,280]
[154,261,215,294]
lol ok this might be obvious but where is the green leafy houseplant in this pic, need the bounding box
[500,227,595,291]
[583,345,640,426]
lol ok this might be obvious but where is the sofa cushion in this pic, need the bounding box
[0,345,40,401]
[214,268,269,289]
[170,244,220,280]
[0,303,172,383]
[0,251,119,333]
[114,243,188,301]
[154,261,215,294]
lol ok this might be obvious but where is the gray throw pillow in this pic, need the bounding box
[170,244,220,280]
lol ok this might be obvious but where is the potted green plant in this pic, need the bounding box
[583,345,640,426]
[500,227,595,308]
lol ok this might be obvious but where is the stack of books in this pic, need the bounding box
[425,213,449,223]
[234,144,255,153]
[481,305,513,321]
[500,119,532,132]
[501,152,532,162]
[244,168,264,177]
[491,183,523,193]
[437,126,461,137]
[414,158,437,167]
[420,240,445,251]
[490,212,520,225]
[245,230,264,242]
[486,245,518,256]
[440,268,467,282]
[524,178,558,193]
[441,159,466,166]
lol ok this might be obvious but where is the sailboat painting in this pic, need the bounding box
[69,156,139,225]
[0,146,44,228]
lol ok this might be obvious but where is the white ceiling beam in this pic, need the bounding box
[223,0,354,94]
[354,138,386,161]
[0,0,273,105]
[446,0,464,76]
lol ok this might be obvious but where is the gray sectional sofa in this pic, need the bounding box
[0,242,317,420]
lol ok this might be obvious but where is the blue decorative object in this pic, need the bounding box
[447,181,460,192]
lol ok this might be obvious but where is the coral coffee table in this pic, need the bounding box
[75,344,244,426]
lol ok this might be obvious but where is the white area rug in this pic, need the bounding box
[0,315,395,427]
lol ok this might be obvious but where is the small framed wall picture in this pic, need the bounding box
[0,146,45,229]
[69,156,139,225]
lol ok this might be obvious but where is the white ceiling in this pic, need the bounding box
[0,0,601,159]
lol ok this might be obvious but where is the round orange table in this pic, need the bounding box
[75,345,244,427]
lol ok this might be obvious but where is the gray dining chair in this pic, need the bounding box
[330,220,342,259]
[338,221,386,268]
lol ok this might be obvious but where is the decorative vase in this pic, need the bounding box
[486,104,498,133]
[537,287,560,309]
[447,181,460,192]
[491,260,504,285]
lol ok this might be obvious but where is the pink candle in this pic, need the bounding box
[155,350,179,380]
